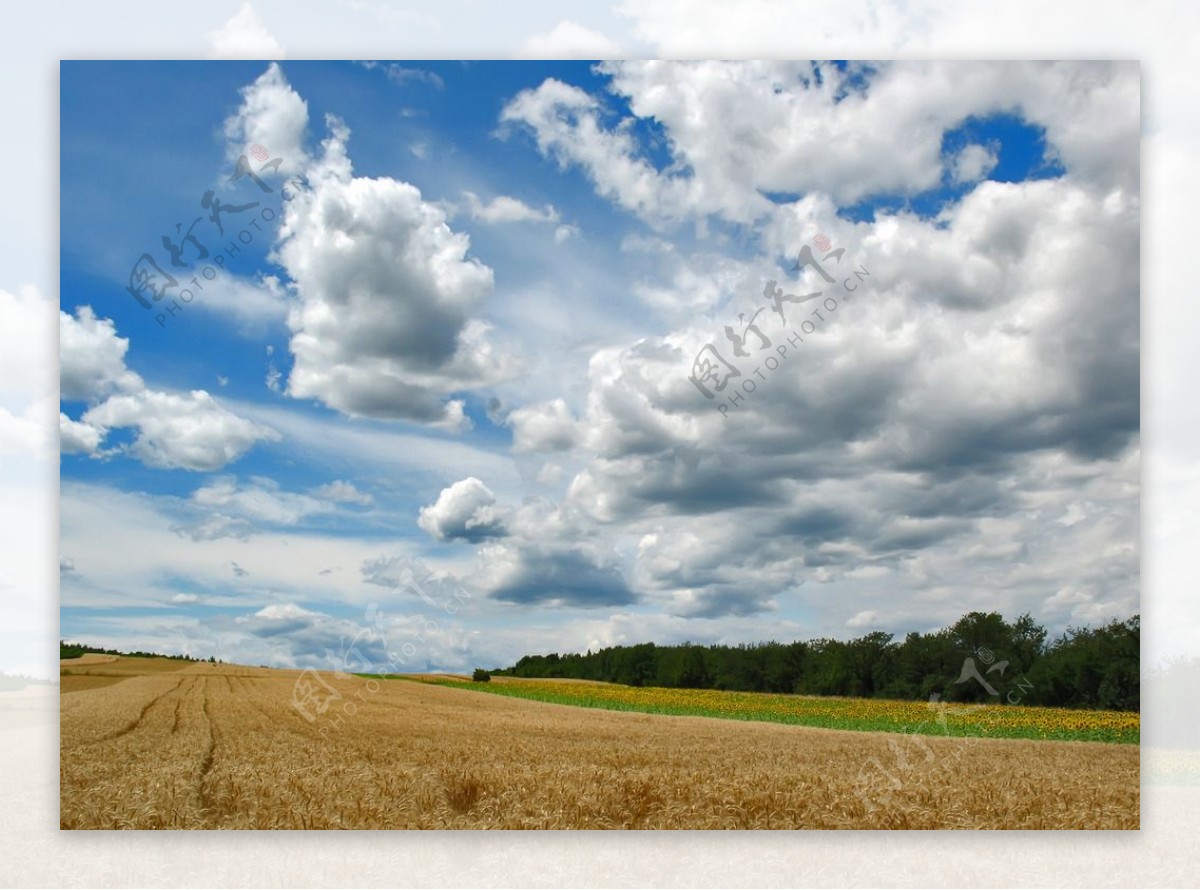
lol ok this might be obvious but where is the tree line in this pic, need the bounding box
[494,612,1139,711]
[59,641,218,663]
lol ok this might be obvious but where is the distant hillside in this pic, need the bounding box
[60,640,215,663]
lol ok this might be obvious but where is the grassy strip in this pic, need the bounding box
[374,675,1139,744]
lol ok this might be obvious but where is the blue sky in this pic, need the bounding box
[59,60,1139,672]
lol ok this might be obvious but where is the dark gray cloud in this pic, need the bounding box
[485,542,636,608]
[520,161,1140,622]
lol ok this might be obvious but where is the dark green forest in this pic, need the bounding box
[496,612,1140,711]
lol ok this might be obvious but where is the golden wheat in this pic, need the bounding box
[59,657,1139,829]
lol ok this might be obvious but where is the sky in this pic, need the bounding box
[57,58,1140,674]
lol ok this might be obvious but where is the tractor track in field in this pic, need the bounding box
[68,676,187,749]
[196,677,218,820]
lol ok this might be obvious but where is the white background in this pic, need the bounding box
[1,1,1196,886]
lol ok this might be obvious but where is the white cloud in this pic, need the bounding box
[359,62,444,90]
[507,398,580,452]
[312,480,373,506]
[82,389,278,472]
[950,142,999,184]
[516,20,624,59]
[0,286,54,460]
[59,306,278,471]
[54,59,1145,687]
[58,413,102,455]
[460,190,559,224]
[59,306,142,402]
[500,77,708,227]
[536,462,564,487]
[222,599,478,673]
[502,61,1139,227]
[548,165,1138,619]
[223,62,308,176]
[0,285,54,406]
[207,3,285,60]
[418,477,508,542]
[0,403,51,458]
[175,514,252,543]
[272,107,511,428]
[60,480,410,616]
[847,610,881,629]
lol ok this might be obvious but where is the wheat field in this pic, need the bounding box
[60,658,1139,829]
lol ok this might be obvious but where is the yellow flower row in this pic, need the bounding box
[416,676,1139,743]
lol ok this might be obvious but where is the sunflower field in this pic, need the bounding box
[408,676,1138,743]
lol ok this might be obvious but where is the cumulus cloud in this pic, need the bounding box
[507,398,580,452]
[208,3,284,60]
[418,477,508,542]
[218,66,526,431]
[58,413,102,454]
[59,306,277,471]
[500,77,708,227]
[61,60,1141,666]
[59,306,142,402]
[223,62,307,175]
[847,610,881,629]
[502,61,1139,227]
[543,155,1138,618]
[476,539,636,608]
[81,389,278,472]
[242,602,326,639]
[268,106,510,429]
[409,496,641,609]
